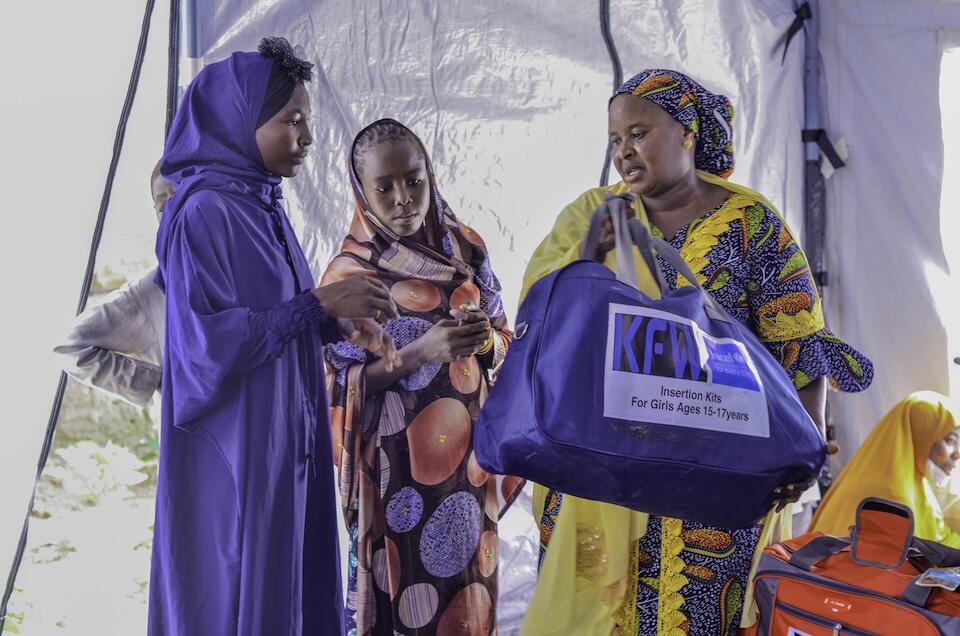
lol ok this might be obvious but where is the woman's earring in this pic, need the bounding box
[682,137,694,150]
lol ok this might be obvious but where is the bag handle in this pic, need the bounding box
[627,217,704,292]
[788,535,851,571]
[582,194,685,291]
[901,575,934,608]
[788,498,960,610]
[846,498,960,570]
[612,199,647,288]
[911,537,960,568]
[850,498,914,569]
[581,194,729,322]
[582,194,650,288]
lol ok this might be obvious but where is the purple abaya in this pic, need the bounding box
[148,49,344,635]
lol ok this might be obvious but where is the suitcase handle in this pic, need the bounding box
[851,498,914,569]
[901,574,934,608]
[789,536,937,608]
[788,535,850,571]
[912,536,960,568]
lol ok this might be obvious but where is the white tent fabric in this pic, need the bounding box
[3,0,960,630]
[193,0,807,317]
[818,0,960,464]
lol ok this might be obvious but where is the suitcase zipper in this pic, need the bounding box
[755,571,941,635]
[775,600,876,635]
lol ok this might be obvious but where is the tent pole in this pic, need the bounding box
[165,0,182,138]
[182,0,204,84]
[598,0,623,186]
[803,0,827,289]
[802,0,839,485]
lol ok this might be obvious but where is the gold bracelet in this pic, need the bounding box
[476,332,495,356]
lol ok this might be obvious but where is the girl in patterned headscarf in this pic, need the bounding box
[522,69,874,635]
[321,119,522,635]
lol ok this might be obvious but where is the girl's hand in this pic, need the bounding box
[415,313,491,364]
[340,318,402,371]
[449,303,493,355]
[313,274,399,322]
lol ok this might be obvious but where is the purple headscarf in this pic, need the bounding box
[155,50,280,290]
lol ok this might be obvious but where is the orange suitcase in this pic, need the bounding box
[744,498,960,635]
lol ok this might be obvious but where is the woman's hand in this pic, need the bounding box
[591,207,636,262]
[772,475,818,512]
[313,274,399,322]
[593,212,616,261]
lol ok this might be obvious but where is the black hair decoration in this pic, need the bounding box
[258,36,313,82]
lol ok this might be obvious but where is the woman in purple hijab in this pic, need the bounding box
[149,38,399,635]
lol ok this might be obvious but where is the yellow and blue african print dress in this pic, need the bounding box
[536,190,873,636]
[650,192,871,392]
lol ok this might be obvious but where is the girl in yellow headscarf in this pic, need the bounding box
[810,392,960,546]
[520,69,874,636]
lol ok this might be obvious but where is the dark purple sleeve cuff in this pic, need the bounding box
[293,291,343,344]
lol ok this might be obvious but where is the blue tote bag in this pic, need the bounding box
[474,194,825,528]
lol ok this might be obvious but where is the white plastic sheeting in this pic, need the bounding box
[5,0,960,629]
[819,0,960,464]
[194,0,807,316]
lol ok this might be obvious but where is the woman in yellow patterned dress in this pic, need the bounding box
[521,70,874,635]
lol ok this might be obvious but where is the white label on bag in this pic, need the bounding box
[603,303,770,437]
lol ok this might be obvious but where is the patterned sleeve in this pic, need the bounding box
[324,317,442,391]
[745,204,873,392]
